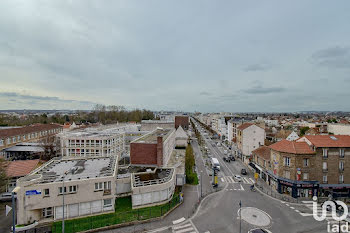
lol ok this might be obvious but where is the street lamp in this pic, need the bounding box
[62,171,69,233]
[12,187,20,233]
[239,200,242,233]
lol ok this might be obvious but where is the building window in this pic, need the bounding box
[7,138,11,144]
[42,207,53,218]
[339,161,344,171]
[12,137,16,143]
[44,189,50,197]
[95,181,111,191]
[340,148,345,158]
[58,187,67,194]
[68,185,77,193]
[23,135,26,140]
[284,157,290,167]
[0,139,3,146]
[323,162,327,171]
[303,173,309,180]
[323,175,327,183]
[103,199,112,207]
[339,175,344,184]
[303,158,309,167]
[323,148,328,158]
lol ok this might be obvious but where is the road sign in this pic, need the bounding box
[25,189,41,196]
[5,205,12,216]
[214,176,218,184]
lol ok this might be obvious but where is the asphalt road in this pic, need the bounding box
[187,120,330,233]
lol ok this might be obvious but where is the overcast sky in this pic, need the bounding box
[0,1,349,112]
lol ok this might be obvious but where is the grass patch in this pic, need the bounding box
[52,194,180,233]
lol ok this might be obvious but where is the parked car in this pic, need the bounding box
[241,169,247,175]
[223,150,228,155]
[229,156,235,161]
[248,228,272,233]
[234,175,242,182]
[223,157,231,163]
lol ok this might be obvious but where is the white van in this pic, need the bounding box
[211,158,220,171]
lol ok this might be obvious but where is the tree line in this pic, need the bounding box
[0,105,155,126]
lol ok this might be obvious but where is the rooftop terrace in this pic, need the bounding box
[133,168,173,187]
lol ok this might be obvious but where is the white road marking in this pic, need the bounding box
[290,206,295,209]
[300,212,314,217]
[221,178,224,182]
[173,217,186,225]
[295,209,300,213]
[249,178,255,184]
[173,224,192,230]
[240,184,244,191]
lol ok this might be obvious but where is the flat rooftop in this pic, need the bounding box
[133,128,173,144]
[34,157,116,183]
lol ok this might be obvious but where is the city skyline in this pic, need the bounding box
[0,1,350,112]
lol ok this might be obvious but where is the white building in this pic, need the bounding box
[16,157,117,225]
[236,123,266,164]
[286,131,299,141]
[327,124,350,135]
[59,128,125,157]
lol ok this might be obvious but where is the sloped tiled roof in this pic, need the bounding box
[303,135,350,148]
[237,123,253,131]
[5,159,40,177]
[252,146,271,160]
[269,139,315,155]
[0,124,62,139]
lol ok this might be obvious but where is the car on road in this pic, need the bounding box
[223,157,231,163]
[321,200,345,212]
[241,169,247,175]
[229,156,235,161]
[248,228,272,233]
[234,175,242,182]
[223,149,228,154]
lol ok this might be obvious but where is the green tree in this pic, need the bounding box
[300,126,310,136]
[0,158,8,193]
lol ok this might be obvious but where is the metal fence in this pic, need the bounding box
[48,195,180,233]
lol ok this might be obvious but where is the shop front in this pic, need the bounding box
[319,184,350,199]
[277,178,319,199]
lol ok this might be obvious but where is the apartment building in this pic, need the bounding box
[227,117,255,144]
[251,146,271,181]
[268,139,318,198]
[236,123,265,164]
[0,124,63,158]
[130,128,176,166]
[59,129,125,157]
[297,135,350,199]
[16,156,117,225]
[264,135,350,200]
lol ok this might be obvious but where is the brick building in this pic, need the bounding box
[175,116,189,130]
[130,128,176,166]
[263,135,350,199]
[0,124,63,159]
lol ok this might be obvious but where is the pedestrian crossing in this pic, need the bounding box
[281,200,349,224]
[221,176,255,184]
[172,221,199,233]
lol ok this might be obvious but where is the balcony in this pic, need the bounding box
[103,189,111,195]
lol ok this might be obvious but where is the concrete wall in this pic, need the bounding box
[162,130,176,166]
[328,124,350,135]
[241,125,265,156]
[16,175,115,225]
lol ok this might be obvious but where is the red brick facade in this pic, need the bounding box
[130,136,164,166]
[175,116,189,130]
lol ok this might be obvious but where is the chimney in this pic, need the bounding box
[157,136,163,166]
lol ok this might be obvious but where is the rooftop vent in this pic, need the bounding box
[330,136,338,141]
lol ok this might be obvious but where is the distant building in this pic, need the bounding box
[175,116,189,130]
[286,131,299,141]
[140,120,174,131]
[59,128,125,158]
[175,126,188,148]
[236,123,265,164]
[0,124,63,158]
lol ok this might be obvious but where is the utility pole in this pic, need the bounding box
[12,191,16,233]
[239,200,242,233]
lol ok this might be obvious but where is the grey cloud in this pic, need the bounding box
[0,92,97,109]
[312,46,350,69]
[243,86,286,94]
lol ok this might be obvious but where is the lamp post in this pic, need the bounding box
[239,200,242,233]
[62,171,69,233]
